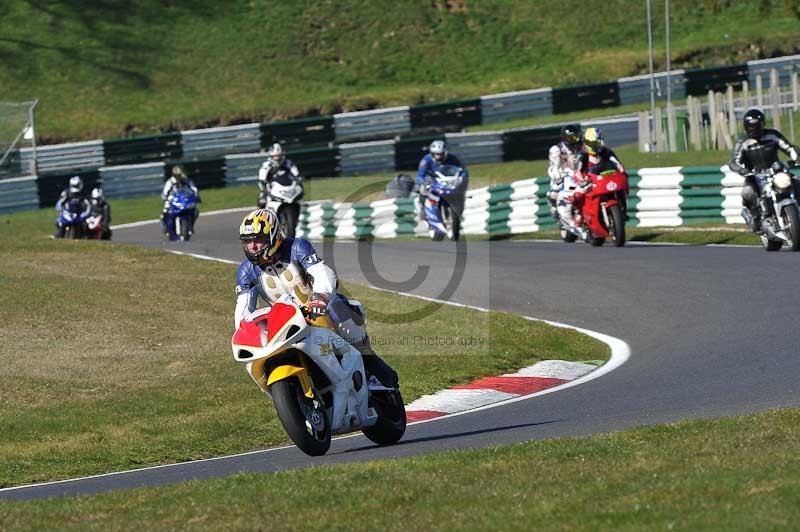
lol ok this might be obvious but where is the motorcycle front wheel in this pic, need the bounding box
[362,389,406,446]
[179,217,191,241]
[608,204,626,247]
[440,200,460,241]
[279,205,298,239]
[560,227,578,243]
[271,379,331,456]
[782,206,800,251]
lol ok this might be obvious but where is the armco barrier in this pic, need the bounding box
[181,123,261,160]
[618,71,687,105]
[103,133,182,167]
[292,165,749,240]
[19,140,105,174]
[502,126,561,161]
[394,134,440,171]
[443,131,504,166]
[333,106,411,142]
[260,116,335,151]
[224,153,265,186]
[170,159,226,190]
[0,175,39,214]
[684,64,749,96]
[410,99,482,133]
[339,140,396,176]
[480,88,553,124]
[747,55,800,88]
[100,163,166,199]
[36,169,101,208]
[285,146,340,178]
[552,82,620,114]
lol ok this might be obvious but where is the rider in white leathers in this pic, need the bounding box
[547,125,583,218]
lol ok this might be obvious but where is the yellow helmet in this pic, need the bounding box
[583,127,604,155]
[239,209,283,266]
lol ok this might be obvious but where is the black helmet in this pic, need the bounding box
[743,109,765,139]
[561,124,582,148]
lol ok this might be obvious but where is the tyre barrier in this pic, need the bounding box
[292,165,767,240]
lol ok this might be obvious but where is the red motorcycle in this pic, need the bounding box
[562,169,628,247]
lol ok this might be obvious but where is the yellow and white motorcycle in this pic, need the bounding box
[231,263,406,456]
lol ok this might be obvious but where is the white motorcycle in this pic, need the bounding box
[742,162,800,252]
[230,263,406,456]
[258,171,304,238]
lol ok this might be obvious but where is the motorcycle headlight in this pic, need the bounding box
[774,172,792,190]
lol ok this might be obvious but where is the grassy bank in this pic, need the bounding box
[0,208,608,487]
[3,408,799,530]
[3,1,798,141]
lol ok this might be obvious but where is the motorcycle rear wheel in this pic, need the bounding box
[362,390,406,446]
[271,379,331,456]
[782,206,800,251]
[608,204,626,247]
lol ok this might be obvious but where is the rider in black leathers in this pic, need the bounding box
[729,109,799,231]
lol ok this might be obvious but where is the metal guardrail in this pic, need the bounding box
[339,140,396,175]
[443,131,504,165]
[0,175,39,214]
[333,107,411,142]
[100,163,166,199]
[617,70,687,106]
[480,88,553,124]
[181,123,261,159]
[19,140,105,174]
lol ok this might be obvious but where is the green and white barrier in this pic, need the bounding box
[294,165,754,240]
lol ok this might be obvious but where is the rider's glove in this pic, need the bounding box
[302,293,329,322]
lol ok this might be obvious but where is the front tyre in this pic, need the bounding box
[279,205,298,239]
[560,227,578,243]
[782,206,800,251]
[590,236,606,247]
[362,390,406,446]
[440,201,460,241]
[608,204,626,247]
[270,379,331,456]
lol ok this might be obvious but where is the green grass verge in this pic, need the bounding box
[0,209,608,487]
[3,408,799,530]
[3,1,799,141]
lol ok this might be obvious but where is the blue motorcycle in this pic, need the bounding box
[57,197,91,239]
[164,187,199,241]
[423,165,467,241]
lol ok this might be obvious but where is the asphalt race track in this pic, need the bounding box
[4,211,800,501]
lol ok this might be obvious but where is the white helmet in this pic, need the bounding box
[91,187,104,202]
[268,143,284,162]
[68,176,84,195]
[429,140,447,161]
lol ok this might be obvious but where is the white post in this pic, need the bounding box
[793,70,799,112]
[665,0,672,107]
[667,103,678,152]
[638,111,650,152]
[742,80,750,112]
[708,90,717,149]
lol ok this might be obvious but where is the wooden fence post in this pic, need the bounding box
[727,84,737,137]
[770,67,781,130]
[666,104,678,152]
[756,74,764,108]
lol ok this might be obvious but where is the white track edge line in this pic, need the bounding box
[0,250,630,495]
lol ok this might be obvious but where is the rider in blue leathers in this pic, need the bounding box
[234,209,398,388]
[416,140,469,218]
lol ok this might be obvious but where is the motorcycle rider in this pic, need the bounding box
[416,139,469,218]
[257,143,301,208]
[234,208,398,388]
[547,125,583,218]
[161,165,201,234]
[569,127,628,226]
[728,108,800,232]
[54,176,90,238]
[89,187,112,239]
